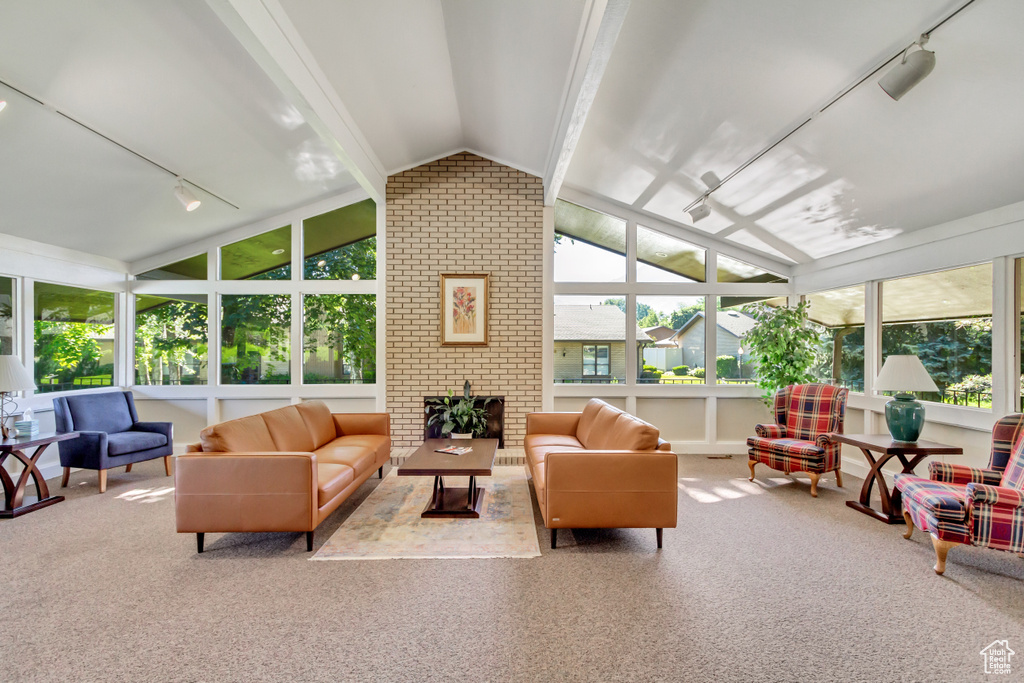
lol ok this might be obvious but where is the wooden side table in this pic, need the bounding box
[832,434,963,524]
[0,432,79,518]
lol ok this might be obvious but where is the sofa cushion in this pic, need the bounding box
[527,443,585,469]
[107,431,167,456]
[1000,433,1024,490]
[896,476,968,523]
[531,462,546,506]
[315,441,377,477]
[605,412,660,451]
[317,463,355,507]
[262,406,315,453]
[575,399,607,447]
[331,434,390,462]
[747,437,825,459]
[65,392,135,434]
[200,415,276,453]
[295,401,336,449]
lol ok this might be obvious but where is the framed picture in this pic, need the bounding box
[440,273,489,346]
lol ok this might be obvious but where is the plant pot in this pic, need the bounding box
[450,432,473,439]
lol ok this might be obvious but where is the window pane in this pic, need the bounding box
[1020,258,1024,412]
[221,226,291,280]
[135,295,208,385]
[717,254,788,284]
[303,294,376,384]
[303,199,376,280]
[136,254,207,280]
[554,200,626,282]
[221,295,290,384]
[34,282,116,392]
[807,285,865,391]
[882,263,992,407]
[637,226,705,283]
[554,296,626,383]
[0,277,13,355]
[638,296,705,384]
[717,298,786,384]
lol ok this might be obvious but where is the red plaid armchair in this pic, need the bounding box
[894,414,1024,575]
[747,383,849,497]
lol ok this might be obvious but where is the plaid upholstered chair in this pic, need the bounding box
[894,414,1024,575]
[746,383,849,497]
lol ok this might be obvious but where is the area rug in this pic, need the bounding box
[311,466,541,560]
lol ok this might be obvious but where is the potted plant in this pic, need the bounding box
[741,300,822,405]
[425,385,493,438]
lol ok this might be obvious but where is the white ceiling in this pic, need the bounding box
[1,0,1022,269]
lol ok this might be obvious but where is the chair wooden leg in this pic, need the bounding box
[378,465,383,479]
[306,531,314,552]
[808,472,820,497]
[656,528,663,549]
[125,463,132,473]
[61,467,70,488]
[550,528,557,549]
[931,534,960,575]
[748,460,756,481]
[903,511,915,539]
[196,533,205,554]
[164,456,172,477]
[98,469,108,493]
[835,470,843,488]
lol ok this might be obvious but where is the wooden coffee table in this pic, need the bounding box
[397,438,497,518]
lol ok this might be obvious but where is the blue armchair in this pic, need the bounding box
[54,391,173,493]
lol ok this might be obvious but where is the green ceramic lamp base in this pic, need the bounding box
[885,393,925,442]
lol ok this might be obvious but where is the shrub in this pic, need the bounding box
[640,365,663,380]
[691,367,705,379]
[716,355,736,378]
[671,365,688,376]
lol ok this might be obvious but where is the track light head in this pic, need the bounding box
[880,34,936,101]
[174,179,201,212]
[700,171,721,190]
[688,201,711,223]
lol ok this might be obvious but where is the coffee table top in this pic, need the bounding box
[398,438,498,477]
[831,433,963,455]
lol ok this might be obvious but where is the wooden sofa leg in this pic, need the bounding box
[903,511,915,539]
[125,463,132,473]
[378,465,383,479]
[748,460,756,481]
[656,528,663,549]
[808,472,820,497]
[550,528,557,549]
[61,467,70,488]
[98,469,108,493]
[931,535,959,575]
[197,533,205,554]
[306,531,314,552]
[835,470,843,488]
[164,456,172,477]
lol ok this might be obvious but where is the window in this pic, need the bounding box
[636,227,705,283]
[136,254,207,280]
[554,295,626,383]
[221,295,290,384]
[806,285,865,391]
[583,344,610,376]
[34,282,116,392]
[554,200,626,282]
[303,200,376,281]
[717,254,788,284]
[716,297,787,384]
[638,295,704,384]
[1020,258,1024,411]
[135,295,208,385]
[881,264,992,407]
[303,294,376,384]
[0,277,13,355]
[221,226,291,280]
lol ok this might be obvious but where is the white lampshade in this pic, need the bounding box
[875,355,938,393]
[0,356,36,393]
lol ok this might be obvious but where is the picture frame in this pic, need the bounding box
[440,273,489,346]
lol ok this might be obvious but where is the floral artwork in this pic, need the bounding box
[452,286,476,334]
[441,274,488,345]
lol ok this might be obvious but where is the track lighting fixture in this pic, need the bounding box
[688,199,710,223]
[174,179,201,212]
[879,34,936,101]
[700,171,721,191]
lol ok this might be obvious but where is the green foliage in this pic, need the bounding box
[671,365,689,376]
[305,237,376,281]
[716,355,736,378]
[135,300,208,385]
[691,367,705,379]
[424,388,493,437]
[741,300,821,404]
[35,321,112,389]
[304,293,376,383]
[640,364,663,380]
[881,318,992,392]
[221,294,291,384]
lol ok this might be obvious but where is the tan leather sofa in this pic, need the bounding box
[525,398,678,549]
[174,401,390,553]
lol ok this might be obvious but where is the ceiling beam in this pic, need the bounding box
[206,0,387,203]
[542,0,630,206]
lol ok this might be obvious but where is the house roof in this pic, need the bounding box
[675,310,756,340]
[554,305,648,342]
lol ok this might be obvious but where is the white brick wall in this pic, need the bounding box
[386,153,544,447]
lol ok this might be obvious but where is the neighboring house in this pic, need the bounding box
[643,310,756,372]
[554,304,648,382]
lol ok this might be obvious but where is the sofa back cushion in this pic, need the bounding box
[295,401,337,449]
[577,399,660,451]
[576,399,609,447]
[262,405,315,452]
[200,414,277,453]
[1001,433,1024,490]
[786,383,843,441]
[62,391,135,434]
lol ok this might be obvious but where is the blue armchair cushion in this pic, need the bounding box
[107,432,167,456]
[61,392,135,434]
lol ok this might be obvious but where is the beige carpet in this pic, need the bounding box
[312,467,540,560]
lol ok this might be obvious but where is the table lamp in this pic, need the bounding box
[874,355,939,443]
[0,356,36,439]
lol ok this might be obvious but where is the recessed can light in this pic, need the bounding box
[272,248,285,255]
[655,252,668,258]
[317,259,326,267]
[351,274,360,280]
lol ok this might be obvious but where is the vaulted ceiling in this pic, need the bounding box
[0,0,1021,270]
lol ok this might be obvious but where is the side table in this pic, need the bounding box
[832,434,963,524]
[0,432,80,518]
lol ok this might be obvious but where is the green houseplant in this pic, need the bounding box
[741,300,822,405]
[425,384,493,438]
